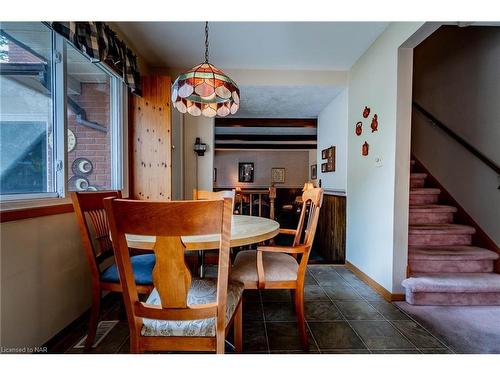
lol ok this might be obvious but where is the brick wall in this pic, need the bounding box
[68,82,111,190]
[5,40,44,63]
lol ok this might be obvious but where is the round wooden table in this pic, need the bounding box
[126,215,280,251]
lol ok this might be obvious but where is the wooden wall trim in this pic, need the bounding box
[345,261,406,302]
[215,118,317,128]
[0,203,74,223]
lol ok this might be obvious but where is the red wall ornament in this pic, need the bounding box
[355,121,362,136]
[371,114,378,133]
[362,141,369,156]
[363,106,370,118]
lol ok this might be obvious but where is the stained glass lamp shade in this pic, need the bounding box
[171,62,240,117]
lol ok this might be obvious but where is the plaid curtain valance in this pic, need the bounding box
[51,22,141,96]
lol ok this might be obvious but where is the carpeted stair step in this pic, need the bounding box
[409,204,457,224]
[409,246,499,273]
[408,224,475,246]
[410,173,428,188]
[402,273,500,305]
[409,188,441,205]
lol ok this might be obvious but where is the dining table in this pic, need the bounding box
[126,215,280,277]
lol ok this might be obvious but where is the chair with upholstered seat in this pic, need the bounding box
[104,197,243,353]
[193,189,235,209]
[71,191,155,350]
[230,188,324,350]
[193,189,235,277]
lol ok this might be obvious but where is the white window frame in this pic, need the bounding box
[0,23,127,210]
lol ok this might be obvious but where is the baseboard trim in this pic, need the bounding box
[345,261,405,302]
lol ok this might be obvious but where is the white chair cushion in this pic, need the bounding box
[141,278,244,337]
[230,250,299,284]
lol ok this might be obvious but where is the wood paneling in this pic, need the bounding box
[129,76,172,200]
[313,194,346,263]
[215,118,317,128]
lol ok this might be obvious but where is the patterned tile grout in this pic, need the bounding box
[333,268,422,352]
[388,304,455,353]
[53,265,455,354]
[309,268,373,354]
[332,267,454,353]
[257,290,271,354]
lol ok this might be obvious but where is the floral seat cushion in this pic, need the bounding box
[141,278,244,337]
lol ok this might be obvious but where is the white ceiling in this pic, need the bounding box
[235,85,343,118]
[115,22,389,70]
[115,22,387,118]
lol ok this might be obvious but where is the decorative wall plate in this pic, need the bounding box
[47,129,77,152]
[67,129,77,152]
[363,106,370,118]
[72,158,93,176]
[68,175,90,191]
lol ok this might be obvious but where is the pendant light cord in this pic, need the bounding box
[204,21,209,63]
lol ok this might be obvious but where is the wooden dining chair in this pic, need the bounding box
[192,189,235,210]
[71,191,155,350]
[230,188,324,350]
[192,189,236,277]
[104,197,243,353]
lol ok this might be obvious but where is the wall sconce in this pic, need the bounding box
[193,137,207,156]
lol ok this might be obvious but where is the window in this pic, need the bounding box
[0,22,55,197]
[0,22,125,203]
[66,44,113,192]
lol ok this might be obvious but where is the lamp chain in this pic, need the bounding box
[204,21,209,63]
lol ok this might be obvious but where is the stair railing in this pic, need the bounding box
[412,101,500,189]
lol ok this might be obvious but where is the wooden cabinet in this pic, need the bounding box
[129,76,172,200]
[313,193,346,263]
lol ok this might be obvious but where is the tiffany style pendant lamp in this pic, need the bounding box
[171,22,240,118]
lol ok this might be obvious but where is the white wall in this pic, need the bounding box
[214,150,309,188]
[317,89,348,192]
[1,213,91,348]
[308,149,317,181]
[183,115,214,199]
[346,22,424,293]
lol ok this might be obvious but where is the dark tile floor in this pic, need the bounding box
[49,265,454,354]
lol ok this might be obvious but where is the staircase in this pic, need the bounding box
[402,160,500,305]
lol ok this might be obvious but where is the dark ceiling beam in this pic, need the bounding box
[215,134,317,142]
[215,143,315,150]
[215,118,317,128]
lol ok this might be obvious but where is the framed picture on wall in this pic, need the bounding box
[326,146,336,172]
[238,162,254,183]
[321,149,327,159]
[321,163,327,173]
[271,168,285,183]
[311,164,317,180]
